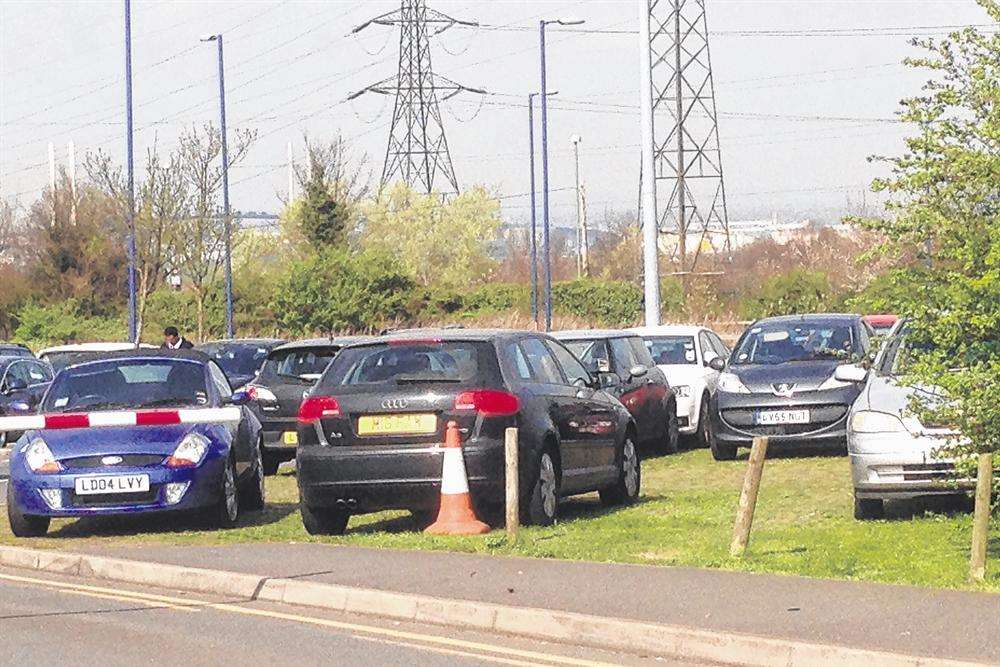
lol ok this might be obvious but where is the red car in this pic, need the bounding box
[862,314,898,336]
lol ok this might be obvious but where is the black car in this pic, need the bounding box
[0,343,34,358]
[247,337,369,475]
[553,330,679,454]
[197,338,285,390]
[0,357,54,446]
[295,329,639,535]
[708,314,873,460]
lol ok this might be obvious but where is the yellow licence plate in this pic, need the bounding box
[282,431,298,446]
[357,414,437,436]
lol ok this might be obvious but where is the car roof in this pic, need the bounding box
[61,349,212,370]
[627,324,707,336]
[272,336,374,352]
[551,329,639,340]
[199,338,285,347]
[357,328,535,346]
[38,342,158,356]
[751,313,861,326]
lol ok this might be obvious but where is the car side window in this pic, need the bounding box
[608,338,637,374]
[519,338,565,385]
[709,333,729,359]
[504,341,534,381]
[546,340,591,386]
[5,362,30,388]
[698,332,717,363]
[856,323,871,358]
[207,362,232,398]
[27,362,52,384]
[627,337,655,366]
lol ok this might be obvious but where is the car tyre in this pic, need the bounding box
[696,394,712,448]
[239,438,266,512]
[854,495,884,520]
[213,453,240,528]
[7,483,50,538]
[300,500,350,535]
[600,432,642,507]
[660,404,680,455]
[526,447,559,526]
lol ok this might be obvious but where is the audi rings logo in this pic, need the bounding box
[381,398,409,410]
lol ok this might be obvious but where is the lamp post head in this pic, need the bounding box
[541,19,585,27]
[571,134,582,145]
[200,34,220,42]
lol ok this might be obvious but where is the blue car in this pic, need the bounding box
[4,350,266,537]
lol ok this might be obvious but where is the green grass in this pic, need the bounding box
[3,448,998,591]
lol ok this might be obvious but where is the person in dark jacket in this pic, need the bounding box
[162,326,194,350]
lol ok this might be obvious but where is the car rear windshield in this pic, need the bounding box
[41,358,209,412]
[200,343,272,378]
[258,347,339,383]
[644,336,697,365]
[319,341,497,389]
[733,321,856,365]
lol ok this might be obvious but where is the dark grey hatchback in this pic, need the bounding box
[295,330,639,535]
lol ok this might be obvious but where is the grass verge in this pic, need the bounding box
[2,447,997,591]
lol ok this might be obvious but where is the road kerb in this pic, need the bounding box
[0,545,986,667]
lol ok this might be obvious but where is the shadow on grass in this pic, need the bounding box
[47,502,300,538]
[733,444,848,462]
[881,495,974,521]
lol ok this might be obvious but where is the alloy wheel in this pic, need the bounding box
[223,459,238,522]
[623,438,639,498]
[539,453,557,519]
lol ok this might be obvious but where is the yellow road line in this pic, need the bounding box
[59,588,200,613]
[0,572,620,667]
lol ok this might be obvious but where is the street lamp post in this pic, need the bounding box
[571,133,584,278]
[202,33,234,339]
[539,19,583,332]
[527,90,559,329]
[124,0,138,344]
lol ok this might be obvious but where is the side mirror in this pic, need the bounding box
[228,390,252,406]
[708,357,726,372]
[629,364,648,379]
[834,363,868,384]
[4,376,27,394]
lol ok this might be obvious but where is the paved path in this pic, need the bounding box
[73,542,1000,664]
[0,565,679,667]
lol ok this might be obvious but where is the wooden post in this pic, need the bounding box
[969,452,993,583]
[505,427,519,542]
[730,436,769,558]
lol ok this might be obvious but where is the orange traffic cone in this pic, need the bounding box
[425,420,491,535]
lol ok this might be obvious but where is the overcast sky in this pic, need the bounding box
[1,0,995,226]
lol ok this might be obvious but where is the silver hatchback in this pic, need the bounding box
[843,328,972,519]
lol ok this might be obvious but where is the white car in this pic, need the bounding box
[628,325,730,445]
[38,342,157,372]
[844,326,972,520]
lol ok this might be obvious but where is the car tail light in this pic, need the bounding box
[298,396,341,424]
[454,390,520,417]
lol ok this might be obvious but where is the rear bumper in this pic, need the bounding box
[260,415,298,456]
[849,431,972,500]
[297,438,505,513]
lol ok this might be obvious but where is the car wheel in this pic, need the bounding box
[600,433,642,507]
[214,454,240,528]
[854,495,884,520]
[7,483,50,538]
[262,453,281,476]
[696,395,712,448]
[527,448,559,526]
[661,404,680,455]
[239,438,266,512]
[300,500,350,535]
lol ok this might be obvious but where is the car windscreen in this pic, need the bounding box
[733,321,856,365]
[41,358,209,412]
[319,341,494,389]
[258,347,339,383]
[200,343,272,379]
[562,340,608,373]
[643,336,697,365]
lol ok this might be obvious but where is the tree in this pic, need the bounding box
[282,135,370,250]
[853,3,999,577]
[269,248,414,334]
[361,183,501,288]
[86,143,189,339]
[172,123,256,340]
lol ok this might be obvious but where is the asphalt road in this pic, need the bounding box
[0,566,696,667]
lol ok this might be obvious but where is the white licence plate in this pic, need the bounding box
[754,409,810,425]
[74,474,150,496]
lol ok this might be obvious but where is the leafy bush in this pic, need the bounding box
[741,270,833,320]
[463,283,531,315]
[551,279,643,326]
[14,299,125,348]
[144,288,226,343]
[270,248,415,334]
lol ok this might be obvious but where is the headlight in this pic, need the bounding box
[850,411,907,434]
[673,385,691,398]
[166,433,210,469]
[717,373,750,394]
[817,374,852,391]
[24,437,62,474]
[247,384,277,402]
